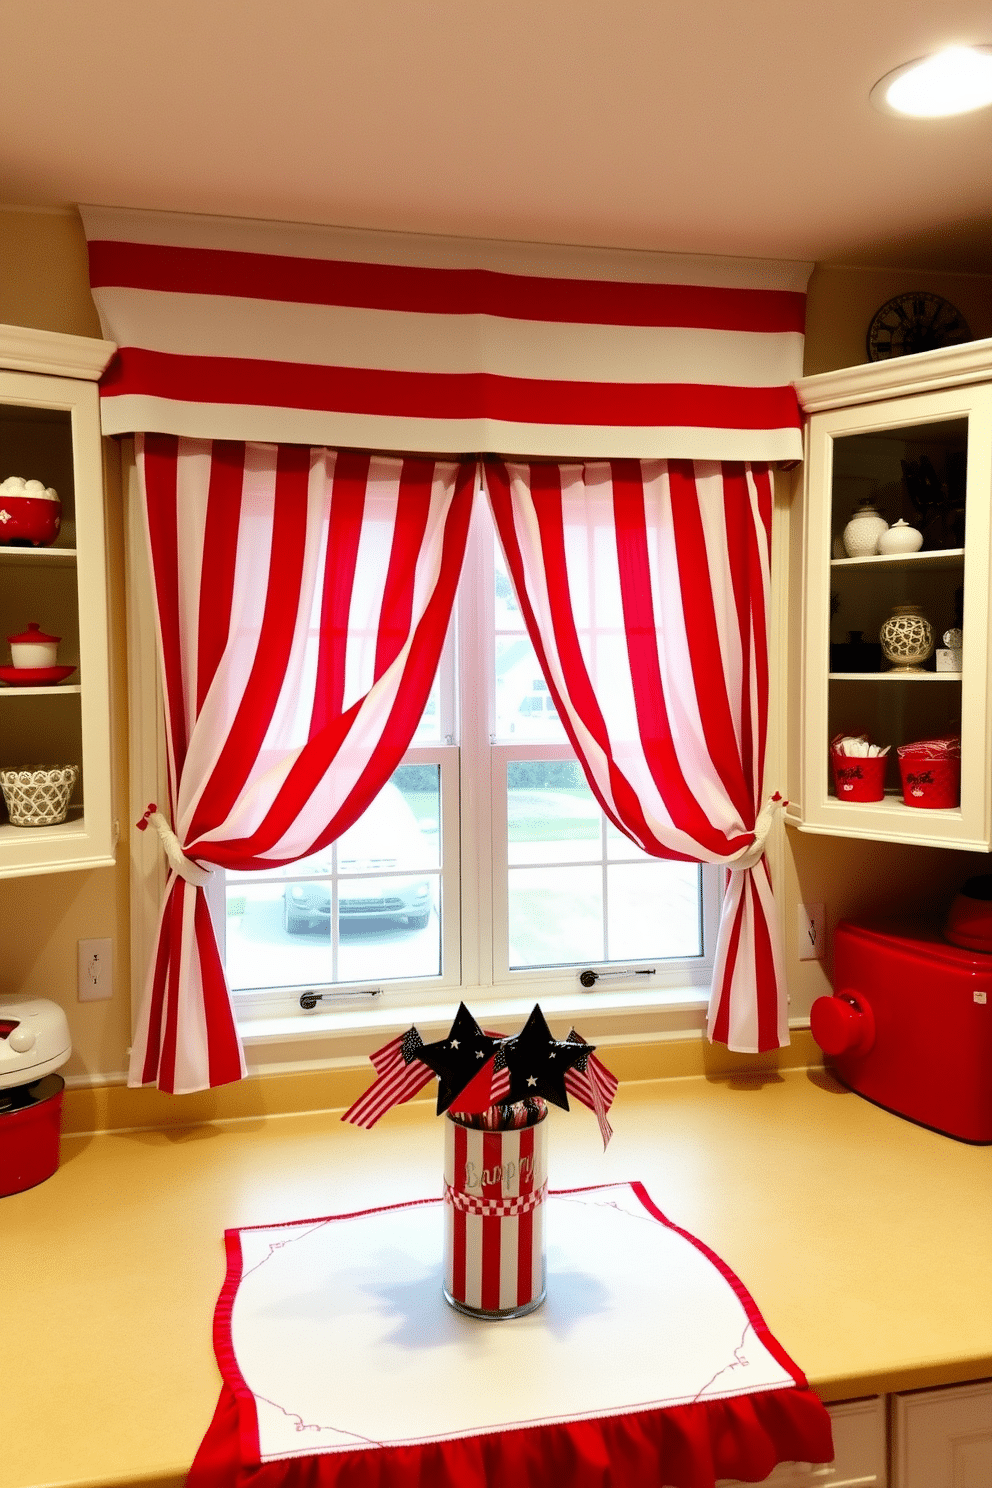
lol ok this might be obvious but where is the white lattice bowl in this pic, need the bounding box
[0,765,78,827]
[879,604,935,674]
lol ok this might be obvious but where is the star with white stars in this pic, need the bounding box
[502,1004,593,1109]
[416,1003,502,1114]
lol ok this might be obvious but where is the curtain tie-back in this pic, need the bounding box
[136,803,213,888]
[727,792,787,873]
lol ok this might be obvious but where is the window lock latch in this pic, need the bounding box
[300,987,382,1010]
[579,967,656,989]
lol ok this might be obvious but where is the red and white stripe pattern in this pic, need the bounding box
[81,206,810,462]
[564,1037,620,1148]
[444,1116,547,1315]
[131,436,473,1093]
[339,1029,436,1129]
[486,459,787,1053]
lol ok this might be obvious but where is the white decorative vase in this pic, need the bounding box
[842,502,889,557]
[879,604,935,674]
[877,519,924,556]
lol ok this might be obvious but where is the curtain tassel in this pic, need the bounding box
[729,792,788,872]
[136,803,213,887]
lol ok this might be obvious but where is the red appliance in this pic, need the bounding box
[0,1074,65,1196]
[811,920,992,1144]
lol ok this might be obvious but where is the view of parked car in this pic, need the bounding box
[283,782,434,934]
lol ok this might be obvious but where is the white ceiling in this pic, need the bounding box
[3,0,992,271]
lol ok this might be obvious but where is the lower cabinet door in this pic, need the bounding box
[718,1396,887,1487]
[893,1381,992,1488]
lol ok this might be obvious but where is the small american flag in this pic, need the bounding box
[563,1029,619,1148]
[341,1028,435,1128]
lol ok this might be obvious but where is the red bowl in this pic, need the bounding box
[0,493,61,547]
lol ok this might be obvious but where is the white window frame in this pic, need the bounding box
[125,449,719,1068]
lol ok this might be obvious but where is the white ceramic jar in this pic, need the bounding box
[877,519,924,555]
[842,501,889,557]
[7,621,60,669]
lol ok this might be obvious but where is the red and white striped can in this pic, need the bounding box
[442,1109,548,1318]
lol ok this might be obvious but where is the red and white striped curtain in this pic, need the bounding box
[81,206,810,463]
[485,459,787,1052]
[132,434,474,1093]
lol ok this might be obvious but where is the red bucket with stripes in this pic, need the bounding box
[443,1109,548,1318]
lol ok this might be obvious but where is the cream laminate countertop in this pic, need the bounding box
[3,1067,991,1488]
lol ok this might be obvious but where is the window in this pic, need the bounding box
[203,489,717,1026]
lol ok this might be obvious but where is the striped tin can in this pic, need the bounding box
[442,1108,548,1318]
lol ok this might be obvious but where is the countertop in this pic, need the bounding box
[3,1067,991,1488]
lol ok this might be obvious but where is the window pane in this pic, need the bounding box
[502,758,704,972]
[507,760,600,865]
[495,636,568,742]
[410,675,442,743]
[225,767,441,991]
[606,817,654,861]
[494,542,567,743]
[606,862,703,960]
[508,864,604,967]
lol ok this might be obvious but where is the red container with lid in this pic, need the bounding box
[0,1074,65,1196]
[811,921,992,1143]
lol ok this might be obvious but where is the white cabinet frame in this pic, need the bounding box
[792,340,992,851]
[0,323,118,876]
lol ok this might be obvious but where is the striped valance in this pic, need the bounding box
[81,206,811,461]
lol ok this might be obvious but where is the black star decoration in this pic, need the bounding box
[502,1004,593,1110]
[416,1003,502,1114]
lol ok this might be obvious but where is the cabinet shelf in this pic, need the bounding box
[828,671,962,682]
[831,547,964,572]
[0,684,81,697]
[0,544,77,564]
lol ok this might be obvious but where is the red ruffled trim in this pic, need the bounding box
[188,1381,833,1488]
[192,1184,834,1488]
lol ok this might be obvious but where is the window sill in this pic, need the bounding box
[238,981,712,1076]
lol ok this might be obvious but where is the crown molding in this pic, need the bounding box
[0,322,116,381]
[796,336,992,414]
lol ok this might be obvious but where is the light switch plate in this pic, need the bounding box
[78,937,113,1001]
[797,903,825,961]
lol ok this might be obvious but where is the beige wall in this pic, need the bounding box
[0,208,131,1085]
[804,263,992,376]
[1,205,991,1081]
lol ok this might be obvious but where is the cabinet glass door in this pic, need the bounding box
[800,381,992,849]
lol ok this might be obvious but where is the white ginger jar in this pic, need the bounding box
[877,519,924,555]
[842,501,889,557]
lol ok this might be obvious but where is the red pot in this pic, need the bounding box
[0,1074,64,1196]
[0,479,61,547]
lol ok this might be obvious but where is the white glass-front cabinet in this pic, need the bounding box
[0,323,118,876]
[791,339,992,850]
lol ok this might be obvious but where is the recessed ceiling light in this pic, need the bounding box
[870,44,992,117]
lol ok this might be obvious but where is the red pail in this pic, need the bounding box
[0,1074,64,1196]
[443,1108,547,1318]
[830,751,887,802]
[898,756,960,809]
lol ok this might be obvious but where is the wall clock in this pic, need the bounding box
[866,292,971,362]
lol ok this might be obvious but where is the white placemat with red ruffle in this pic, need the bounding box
[190,1182,833,1488]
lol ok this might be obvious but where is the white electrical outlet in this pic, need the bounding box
[78,937,113,1001]
[797,903,825,962]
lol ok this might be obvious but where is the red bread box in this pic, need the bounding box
[811,920,992,1144]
